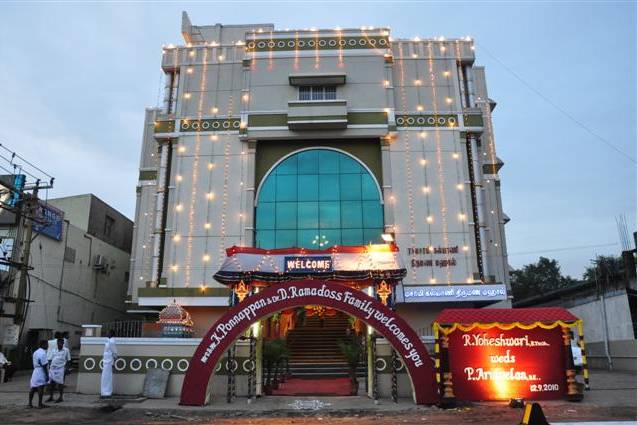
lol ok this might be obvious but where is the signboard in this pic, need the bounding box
[0,174,24,225]
[0,324,20,346]
[400,284,507,303]
[284,256,333,273]
[180,280,439,406]
[32,202,64,241]
[447,326,566,400]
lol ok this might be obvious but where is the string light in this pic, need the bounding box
[173,234,181,242]
[184,93,192,99]
[186,67,194,74]
[208,162,214,170]
[175,204,183,212]
[203,254,210,262]
[456,183,463,190]
[204,222,211,229]
[211,107,218,114]
[462,245,469,252]
[419,158,427,165]
[426,215,434,223]
[452,152,460,159]
[397,42,428,285]
[443,71,451,77]
[422,186,431,194]
[176,175,183,182]
[184,45,210,287]
[178,146,186,153]
[206,192,215,200]
[416,105,424,111]
[414,79,422,86]
[426,40,452,284]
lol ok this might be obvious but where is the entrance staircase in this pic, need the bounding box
[286,312,365,379]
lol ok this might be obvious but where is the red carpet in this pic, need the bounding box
[271,377,352,396]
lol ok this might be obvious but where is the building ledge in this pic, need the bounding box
[289,73,346,86]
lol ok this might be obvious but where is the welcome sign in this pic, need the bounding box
[284,256,333,273]
[447,327,566,400]
[180,280,439,405]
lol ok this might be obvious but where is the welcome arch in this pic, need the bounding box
[180,280,439,405]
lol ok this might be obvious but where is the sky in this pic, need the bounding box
[0,1,635,278]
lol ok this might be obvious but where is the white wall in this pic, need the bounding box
[21,222,130,348]
[569,292,634,343]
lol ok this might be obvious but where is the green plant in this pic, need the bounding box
[339,336,362,395]
[262,338,289,392]
[294,307,306,327]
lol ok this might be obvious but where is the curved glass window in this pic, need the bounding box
[255,149,384,249]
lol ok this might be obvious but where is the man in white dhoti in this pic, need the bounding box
[47,332,62,359]
[100,330,117,398]
[47,338,71,403]
[29,340,49,408]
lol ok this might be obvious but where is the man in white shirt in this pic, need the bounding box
[0,351,17,382]
[46,331,63,361]
[100,330,118,397]
[29,340,49,408]
[47,338,71,403]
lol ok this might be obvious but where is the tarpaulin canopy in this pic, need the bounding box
[434,307,580,326]
[213,245,407,286]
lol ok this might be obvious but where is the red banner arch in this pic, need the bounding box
[180,280,439,405]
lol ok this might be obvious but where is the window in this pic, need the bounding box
[298,86,337,101]
[104,215,115,238]
[255,149,384,249]
[64,247,76,263]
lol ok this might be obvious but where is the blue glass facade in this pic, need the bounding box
[255,149,384,249]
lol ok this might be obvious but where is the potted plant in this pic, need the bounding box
[339,335,362,396]
[262,338,289,394]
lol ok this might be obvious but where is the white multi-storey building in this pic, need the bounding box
[127,12,510,334]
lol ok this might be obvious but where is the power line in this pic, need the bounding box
[476,42,636,164]
[509,242,619,257]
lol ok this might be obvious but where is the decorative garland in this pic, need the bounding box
[214,270,406,286]
[433,319,582,336]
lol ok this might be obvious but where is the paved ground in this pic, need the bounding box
[0,369,635,424]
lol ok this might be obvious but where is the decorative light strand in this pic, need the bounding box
[426,40,452,285]
[218,91,235,268]
[396,42,418,285]
[411,42,435,283]
[454,39,472,281]
[184,46,210,287]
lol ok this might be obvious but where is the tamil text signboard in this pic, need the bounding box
[447,326,566,400]
[401,284,507,303]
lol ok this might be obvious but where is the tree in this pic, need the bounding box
[510,257,576,301]
[582,255,624,288]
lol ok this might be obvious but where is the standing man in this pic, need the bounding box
[100,330,117,398]
[61,331,70,349]
[29,340,49,408]
[47,332,62,359]
[0,350,17,382]
[47,338,71,403]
